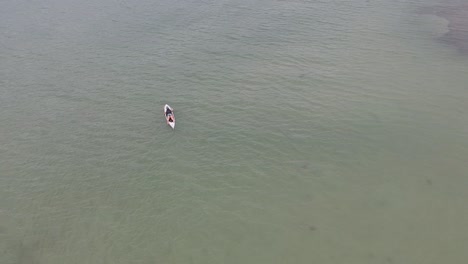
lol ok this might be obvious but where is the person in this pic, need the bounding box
[165,108,172,116]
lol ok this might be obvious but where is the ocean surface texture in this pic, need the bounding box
[1,0,467,263]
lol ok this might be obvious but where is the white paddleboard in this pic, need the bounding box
[164,104,175,129]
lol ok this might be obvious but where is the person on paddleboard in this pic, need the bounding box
[165,107,174,123]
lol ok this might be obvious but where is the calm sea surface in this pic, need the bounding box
[1,0,467,263]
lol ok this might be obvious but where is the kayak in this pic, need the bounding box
[164,104,175,129]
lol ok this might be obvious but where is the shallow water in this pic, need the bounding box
[1,0,467,263]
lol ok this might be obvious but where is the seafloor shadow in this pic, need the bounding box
[417,2,468,54]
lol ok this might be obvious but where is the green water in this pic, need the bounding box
[1,0,467,263]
